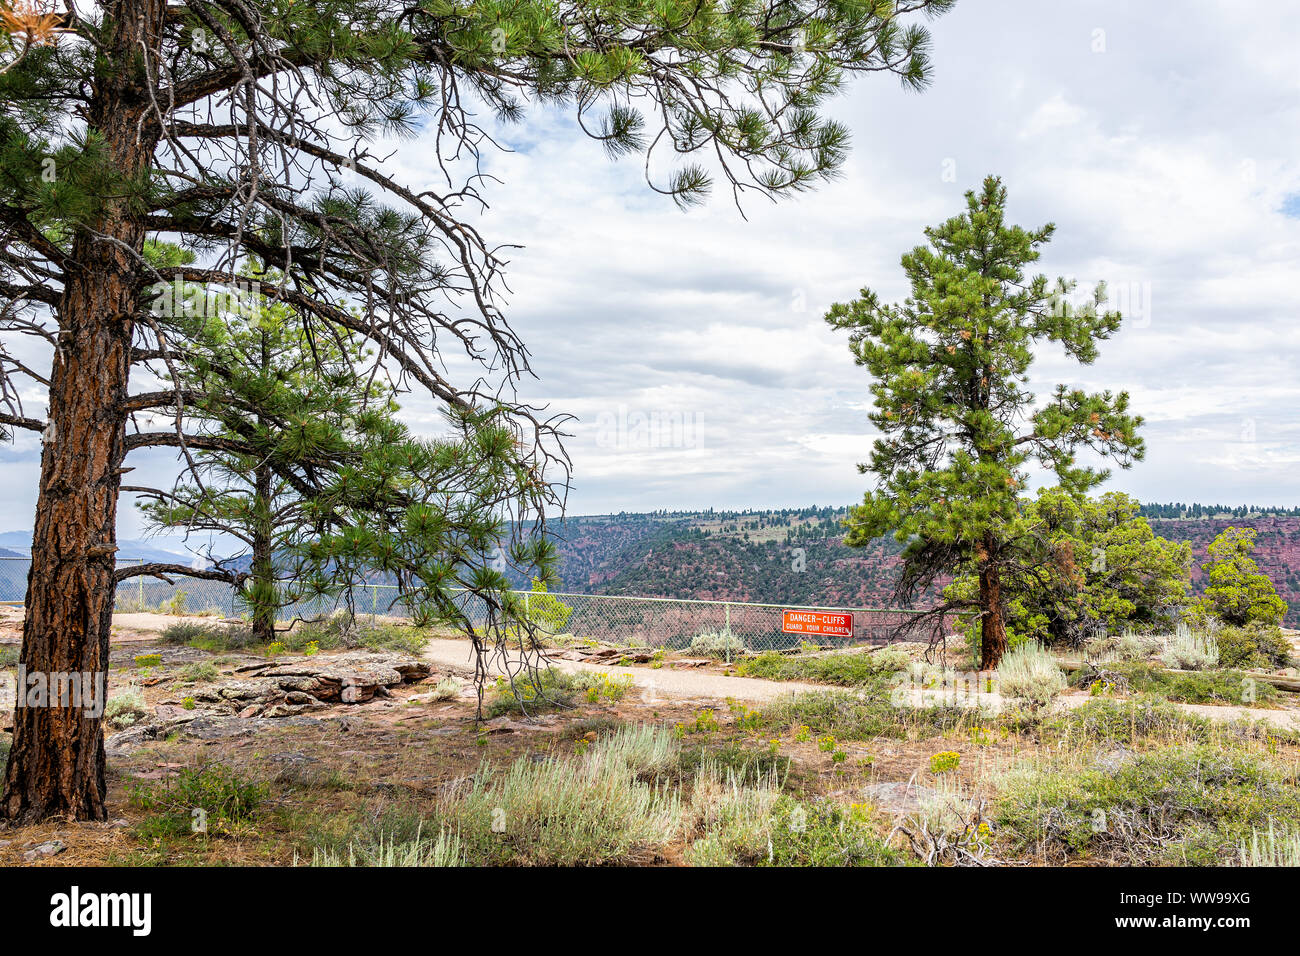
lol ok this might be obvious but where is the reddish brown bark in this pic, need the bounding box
[976,539,1008,671]
[1,0,166,822]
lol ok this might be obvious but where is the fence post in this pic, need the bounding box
[370,584,377,619]
[724,602,732,665]
[137,558,145,610]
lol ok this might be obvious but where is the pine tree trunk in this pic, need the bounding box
[249,463,276,645]
[1,0,165,823]
[977,542,1008,671]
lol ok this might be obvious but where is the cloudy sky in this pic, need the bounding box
[451,0,1300,518]
[4,0,1299,540]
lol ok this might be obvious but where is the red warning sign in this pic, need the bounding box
[781,610,854,639]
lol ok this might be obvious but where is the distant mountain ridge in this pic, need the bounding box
[0,531,211,567]
[3,503,1297,625]
[543,506,1300,626]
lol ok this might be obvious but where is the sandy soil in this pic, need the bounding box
[419,636,824,704]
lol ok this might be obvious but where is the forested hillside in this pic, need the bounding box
[547,506,1300,624]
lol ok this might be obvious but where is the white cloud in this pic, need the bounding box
[9,0,1300,538]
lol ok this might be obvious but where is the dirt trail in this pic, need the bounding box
[71,610,1300,725]
[419,637,823,704]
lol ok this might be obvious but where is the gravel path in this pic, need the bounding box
[104,611,1300,725]
[419,637,822,704]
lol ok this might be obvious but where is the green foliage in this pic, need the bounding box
[176,662,220,684]
[523,577,573,633]
[1241,824,1300,867]
[947,490,1191,647]
[995,745,1300,864]
[135,281,408,639]
[310,822,464,867]
[0,645,18,668]
[485,667,586,717]
[1068,662,1277,707]
[160,620,257,650]
[274,613,429,654]
[129,765,267,839]
[674,708,722,736]
[763,799,905,866]
[761,688,983,741]
[929,750,960,773]
[431,746,681,865]
[738,647,908,685]
[826,177,1144,664]
[689,630,746,659]
[1215,624,1294,670]
[573,671,635,704]
[1159,624,1219,671]
[104,690,149,729]
[995,642,1066,707]
[1190,527,1288,627]
[1038,698,1220,747]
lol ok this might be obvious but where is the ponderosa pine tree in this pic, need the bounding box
[130,270,400,644]
[0,0,956,820]
[826,176,1144,669]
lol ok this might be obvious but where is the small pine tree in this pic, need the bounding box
[133,276,401,644]
[826,177,1144,669]
[1192,527,1287,627]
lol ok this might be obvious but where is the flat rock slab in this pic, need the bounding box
[106,714,329,755]
[170,652,434,715]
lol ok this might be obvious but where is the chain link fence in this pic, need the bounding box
[0,556,949,652]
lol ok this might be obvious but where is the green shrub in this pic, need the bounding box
[689,630,746,659]
[570,670,634,704]
[1240,823,1300,867]
[1113,631,1160,661]
[157,590,189,616]
[588,723,680,778]
[1041,698,1214,747]
[485,668,578,717]
[310,823,463,867]
[130,764,267,838]
[930,750,960,774]
[353,623,429,655]
[161,620,257,650]
[285,613,428,655]
[996,642,1066,707]
[738,647,908,685]
[766,798,904,866]
[1215,624,1294,671]
[426,677,461,701]
[434,745,682,865]
[1190,527,1288,628]
[523,577,573,633]
[105,690,148,728]
[679,741,791,779]
[762,689,982,741]
[1160,624,1219,670]
[0,645,18,668]
[176,662,219,684]
[1076,662,1277,707]
[684,761,780,865]
[995,744,1300,864]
